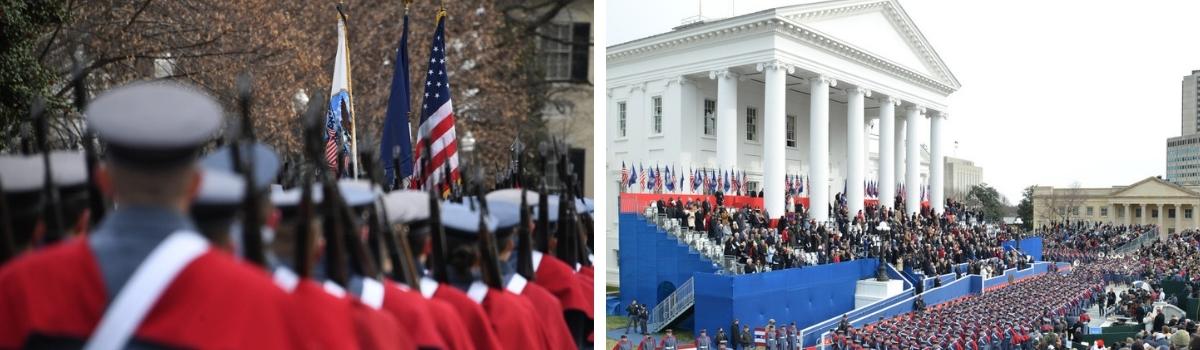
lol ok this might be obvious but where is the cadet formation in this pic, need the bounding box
[0,76,595,349]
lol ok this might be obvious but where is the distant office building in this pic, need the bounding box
[1184,70,1200,135]
[1166,71,1200,185]
[944,156,983,199]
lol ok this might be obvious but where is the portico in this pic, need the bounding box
[1033,177,1200,233]
[607,0,961,221]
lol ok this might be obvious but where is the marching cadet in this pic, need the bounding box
[660,328,679,350]
[766,324,779,350]
[335,179,444,349]
[486,190,594,323]
[613,334,633,350]
[0,155,46,260]
[380,190,478,350]
[438,200,552,350]
[637,333,656,350]
[47,150,92,237]
[481,196,578,349]
[0,81,296,348]
[189,168,248,249]
[696,329,713,350]
[388,191,504,350]
[0,151,90,262]
[195,142,280,253]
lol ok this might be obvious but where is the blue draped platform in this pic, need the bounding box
[617,213,1050,345]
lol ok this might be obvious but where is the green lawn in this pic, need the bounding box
[606,316,695,349]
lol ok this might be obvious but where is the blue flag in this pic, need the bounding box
[380,12,414,185]
[628,165,637,188]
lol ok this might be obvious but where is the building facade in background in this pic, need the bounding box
[944,156,983,199]
[539,0,594,196]
[605,0,960,284]
[1031,177,1200,234]
[1166,71,1200,185]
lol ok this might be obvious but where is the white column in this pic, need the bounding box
[1140,204,1147,225]
[904,106,924,214]
[809,74,836,223]
[711,70,739,170]
[1157,203,1164,229]
[1176,204,1182,233]
[878,97,899,208]
[929,111,946,213]
[846,87,869,216]
[893,111,906,203]
[757,61,793,219]
[1193,203,1199,229]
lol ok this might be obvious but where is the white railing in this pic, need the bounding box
[641,210,737,273]
[648,276,696,333]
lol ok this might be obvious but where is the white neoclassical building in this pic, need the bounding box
[605,0,961,282]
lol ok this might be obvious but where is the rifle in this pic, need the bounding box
[71,62,105,225]
[0,176,14,265]
[370,152,419,285]
[516,187,535,280]
[232,73,265,267]
[294,93,326,278]
[391,145,403,191]
[424,137,449,282]
[536,181,550,254]
[300,92,349,285]
[473,182,503,289]
[32,97,66,244]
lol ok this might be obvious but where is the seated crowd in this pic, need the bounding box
[1040,221,1154,263]
[651,193,1026,277]
[833,262,1109,350]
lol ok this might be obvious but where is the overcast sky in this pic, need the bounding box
[606,0,1200,202]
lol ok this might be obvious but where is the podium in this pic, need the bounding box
[854,279,905,308]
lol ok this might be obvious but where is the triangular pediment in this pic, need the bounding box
[778,0,960,88]
[1110,177,1200,198]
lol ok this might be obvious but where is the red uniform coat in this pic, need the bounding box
[382,281,447,349]
[476,285,551,350]
[533,252,594,318]
[511,278,576,350]
[284,279,361,349]
[424,279,503,350]
[0,239,295,349]
[425,296,476,350]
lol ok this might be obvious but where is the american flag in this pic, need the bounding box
[412,12,459,191]
[638,164,647,191]
[620,161,629,186]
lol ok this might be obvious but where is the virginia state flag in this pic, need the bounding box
[380,10,414,186]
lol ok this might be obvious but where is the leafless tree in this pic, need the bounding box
[1039,181,1086,223]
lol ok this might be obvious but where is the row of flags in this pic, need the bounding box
[324,5,459,193]
[618,161,933,201]
[618,162,749,195]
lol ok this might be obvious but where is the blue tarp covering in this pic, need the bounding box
[616,213,1051,345]
[1003,236,1044,261]
[692,259,880,340]
[618,214,716,325]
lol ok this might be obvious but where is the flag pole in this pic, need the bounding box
[336,4,360,179]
